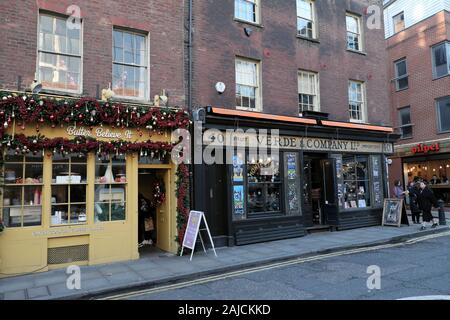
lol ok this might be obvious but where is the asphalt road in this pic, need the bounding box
[112,234,450,300]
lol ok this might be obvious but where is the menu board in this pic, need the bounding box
[182,211,203,250]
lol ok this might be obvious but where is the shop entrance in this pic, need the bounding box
[303,154,336,231]
[137,168,171,256]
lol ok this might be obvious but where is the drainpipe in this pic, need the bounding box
[188,0,195,209]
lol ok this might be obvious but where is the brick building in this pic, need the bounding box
[191,0,397,247]
[384,0,450,207]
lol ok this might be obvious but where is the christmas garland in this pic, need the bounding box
[0,92,190,140]
[175,163,190,250]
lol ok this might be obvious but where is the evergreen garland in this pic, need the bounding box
[175,163,190,251]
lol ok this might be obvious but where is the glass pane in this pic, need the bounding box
[70,185,87,203]
[24,164,43,183]
[113,31,123,49]
[52,164,70,182]
[4,152,23,162]
[438,98,450,132]
[113,64,124,95]
[111,202,126,221]
[123,32,135,64]
[247,154,280,183]
[71,164,87,182]
[397,77,408,90]
[114,46,123,63]
[3,186,22,206]
[4,163,23,184]
[40,15,53,33]
[52,185,69,204]
[69,204,87,224]
[247,185,265,213]
[266,184,281,212]
[297,0,312,19]
[24,186,43,206]
[396,61,407,77]
[23,206,42,227]
[51,205,69,225]
[95,202,110,222]
[346,16,359,33]
[356,156,368,180]
[433,44,448,77]
[400,108,411,125]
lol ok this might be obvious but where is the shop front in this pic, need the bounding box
[393,139,450,207]
[0,92,190,276]
[194,108,396,247]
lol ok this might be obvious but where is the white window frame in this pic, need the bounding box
[398,106,413,139]
[112,28,150,101]
[234,0,260,24]
[298,70,320,114]
[36,12,83,94]
[235,58,262,111]
[348,80,367,123]
[297,0,316,39]
[346,13,363,52]
[432,42,450,79]
[394,58,409,91]
[393,11,405,34]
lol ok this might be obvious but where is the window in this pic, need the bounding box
[342,155,371,209]
[393,12,405,33]
[348,81,366,122]
[436,96,450,133]
[38,13,82,93]
[236,58,261,110]
[95,157,127,222]
[394,59,409,91]
[297,0,316,39]
[432,42,450,79]
[51,154,87,225]
[235,0,259,24]
[346,14,362,52]
[113,29,148,99]
[247,154,281,214]
[298,70,319,114]
[398,107,413,139]
[1,152,43,227]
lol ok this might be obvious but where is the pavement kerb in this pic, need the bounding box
[53,226,450,300]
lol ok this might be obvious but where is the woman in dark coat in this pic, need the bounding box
[408,181,421,224]
[418,182,438,230]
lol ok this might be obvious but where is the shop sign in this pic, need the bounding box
[411,143,440,155]
[204,131,394,154]
[67,126,133,140]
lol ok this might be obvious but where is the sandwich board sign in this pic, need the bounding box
[180,210,217,261]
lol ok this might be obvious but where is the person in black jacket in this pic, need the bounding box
[418,182,439,230]
[408,181,421,224]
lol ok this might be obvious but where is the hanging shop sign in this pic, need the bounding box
[411,143,440,155]
[204,131,394,154]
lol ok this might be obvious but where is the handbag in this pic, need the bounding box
[144,217,154,231]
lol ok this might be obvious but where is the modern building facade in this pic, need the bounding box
[191,0,397,247]
[384,0,450,206]
[0,0,189,276]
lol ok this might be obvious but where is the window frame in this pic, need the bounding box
[394,58,409,91]
[393,11,405,34]
[436,96,450,133]
[112,27,150,101]
[398,106,413,139]
[235,57,262,112]
[36,12,84,95]
[341,154,372,211]
[348,80,367,123]
[346,13,363,52]
[234,0,260,24]
[298,70,320,114]
[431,42,450,79]
[296,0,317,39]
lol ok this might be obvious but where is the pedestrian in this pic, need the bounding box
[408,181,421,224]
[417,182,439,230]
[393,180,409,226]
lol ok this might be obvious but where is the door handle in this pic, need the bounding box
[210,188,213,198]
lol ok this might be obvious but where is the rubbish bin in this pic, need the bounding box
[438,200,447,226]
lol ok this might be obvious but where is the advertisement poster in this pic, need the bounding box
[287,154,297,180]
[233,185,245,217]
[232,154,244,182]
[182,211,203,249]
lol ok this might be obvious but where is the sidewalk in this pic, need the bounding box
[0,224,449,300]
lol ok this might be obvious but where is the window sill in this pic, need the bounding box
[399,136,413,141]
[39,88,83,98]
[112,96,153,106]
[233,18,263,29]
[236,106,262,112]
[346,49,367,56]
[432,73,450,81]
[296,35,320,44]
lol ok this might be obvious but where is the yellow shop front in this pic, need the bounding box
[0,96,188,277]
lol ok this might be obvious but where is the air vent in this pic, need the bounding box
[48,245,89,265]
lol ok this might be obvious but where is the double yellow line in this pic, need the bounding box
[99,230,450,300]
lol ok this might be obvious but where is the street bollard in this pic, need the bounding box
[437,200,446,226]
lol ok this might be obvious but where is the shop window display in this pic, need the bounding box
[51,154,87,225]
[247,154,281,214]
[342,155,371,209]
[1,151,43,227]
[95,157,127,222]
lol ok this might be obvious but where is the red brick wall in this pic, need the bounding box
[0,0,185,106]
[387,10,450,145]
[191,0,391,126]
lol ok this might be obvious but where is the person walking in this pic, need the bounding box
[417,182,439,230]
[393,180,410,226]
[408,181,421,224]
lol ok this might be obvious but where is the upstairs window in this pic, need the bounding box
[398,107,413,139]
[235,0,259,24]
[393,12,405,33]
[346,14,362,52]
[298,70,320,114]
[113,29,148,100]
[436,96,450,133]
[236,58,261,111]
[348,81,366,122]
[297,0,316,39]
[432,42,450,79]
[38,13,82,93]
[394,59,409,91]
